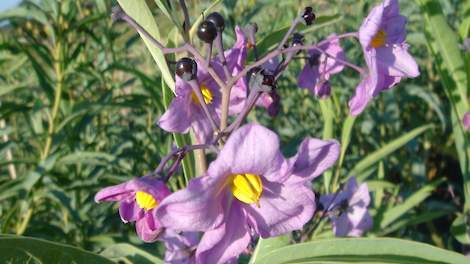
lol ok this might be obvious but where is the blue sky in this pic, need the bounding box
[0,0,21,12]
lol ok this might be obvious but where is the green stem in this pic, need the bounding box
[41,32,64,160]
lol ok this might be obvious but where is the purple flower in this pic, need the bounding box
[464,112,470,131]
[156,123,340,263]
[95,177,171,242]
[298,34,345,98]
[349,0,419,116]
[158,26,248,143]
[160,230,200,264]
[158,63,222,144]
[319,177,372,237]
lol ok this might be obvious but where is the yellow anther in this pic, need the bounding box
[370,30,387,48]
[231,173,263,207]
[191,84,213,105]
[135,191,158,211]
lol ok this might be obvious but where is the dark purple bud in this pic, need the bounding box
[251,22,258,33]
[175,57,197,81]
[206,12,225,32]
[308,52,321,67]
[197,20,217,43]
[262,73,276,87]
[314,81,331,99]
[292,33,304,46]
[302,6,316,26]
[267,91,281,117]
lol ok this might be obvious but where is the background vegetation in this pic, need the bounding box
[0,0,469,263]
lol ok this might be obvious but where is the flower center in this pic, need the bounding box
[370,30,387,48]
[191,84,213,105]
[135,191,158,211]
[231,173,263,207]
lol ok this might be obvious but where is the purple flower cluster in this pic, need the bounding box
[94,0,421,262]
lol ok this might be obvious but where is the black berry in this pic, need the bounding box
[197,20,217,43]
[302,6,316,26]
[206,12,225,32]
[175,57,197,81]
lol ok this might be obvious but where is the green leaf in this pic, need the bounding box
[379,178,444,228]
[0,81,32,97]
[100,243,163,264]
[256,238,468,264]
[451,214,470,245]
[348,124,432,180]
[249,235,290,264]
[319,98,335,192]
[416,0,470,211]
[57,151,115,166]
[0,236,114,264]
[117,0,175,91]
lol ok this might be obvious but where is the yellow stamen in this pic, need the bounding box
[231,173,263,207]
[135,191,158,211]
[191,84,213,105]
[370,30,387,48]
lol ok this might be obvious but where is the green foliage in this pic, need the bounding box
[0,236,114,263]
[256,238,469,264]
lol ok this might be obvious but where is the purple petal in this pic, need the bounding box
[135,211,163,242]
[196,205,250,264]
[298,64,319,89]
[244,181,315,237]
[161,230,199,264]
[376,45,419,78]
[383,0,400,18]
[158,96,192,134]
[349,182,371,207]
[320,35,346,76]
[119,201,143,223]
[156,176,224,232]
[286,138,340,183]
[334,207,372,237]
[384,15,407,44]
[95,181,133,202]
[209,123,284,181]
[464,112,470,131]
[314,81,332,98]
[348,77,373,116]
[95,177,168,203]
[191,109,217,144]
[359,3,384,49]
[332,214,353,237]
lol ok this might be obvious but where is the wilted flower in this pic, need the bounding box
[349,0,419,115]
[156,123,340,263]
[319,177,372,237]
[464,112,470,131]
[95,177,171,242]
[298,34,345,98]
[160,230,200,264]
